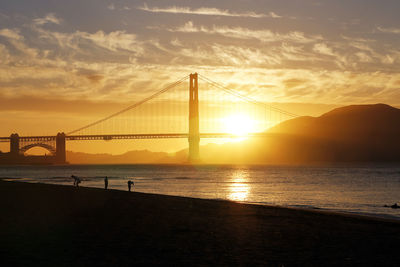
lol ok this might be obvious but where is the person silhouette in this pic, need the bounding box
[104,176,108,190]
[128,180,134,192]
[71,175,78,186]
[76,177,81,188]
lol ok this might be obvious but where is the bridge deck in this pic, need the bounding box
[0,133,272,142]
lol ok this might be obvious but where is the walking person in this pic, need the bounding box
[127,180,134,192]
[104,176,108,190]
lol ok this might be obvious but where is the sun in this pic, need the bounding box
[222,114,257,136]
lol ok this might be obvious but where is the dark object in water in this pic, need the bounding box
[384,203,399,209]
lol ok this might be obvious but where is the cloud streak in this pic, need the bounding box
[34,26,144,55]
[168,21,320,43]
[138,3,280,18]
[33,13,61,25]
[377,26,400,34]
[0,28,23,40]
[107,3,115,10]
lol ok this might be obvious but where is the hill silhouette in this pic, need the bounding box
[269,104,400,142]
[199,104,400,163]
[66,150,176,164]
[66,104,400,164]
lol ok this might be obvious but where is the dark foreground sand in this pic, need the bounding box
[1,180,399,266]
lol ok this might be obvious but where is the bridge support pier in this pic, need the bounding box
[10,133,20,156]
[188,73,200,162]
[56,132,66,164]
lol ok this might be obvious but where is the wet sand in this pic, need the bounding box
[1,180,399,266]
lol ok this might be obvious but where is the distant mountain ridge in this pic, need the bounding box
[66,150,176,164]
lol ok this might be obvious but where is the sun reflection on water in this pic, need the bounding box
[228,170,250,202]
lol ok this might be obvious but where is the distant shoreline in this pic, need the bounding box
[2,161,400,167]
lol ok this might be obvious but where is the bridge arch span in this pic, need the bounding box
[20,143,56,155]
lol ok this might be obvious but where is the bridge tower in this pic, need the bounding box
[188,73,200,162]
[56,132,66,164]
[10,133,20,156]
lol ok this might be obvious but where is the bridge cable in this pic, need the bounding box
[199,75,298,118]
[198,75,299,118]
[67,75,189,135]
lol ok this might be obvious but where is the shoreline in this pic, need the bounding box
[245,200,400,224]
[1,179,400,265]
[2,161,400,167]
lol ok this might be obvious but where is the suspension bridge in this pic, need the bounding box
[0,73,298,164]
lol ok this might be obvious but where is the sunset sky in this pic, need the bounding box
[1,0,400,153]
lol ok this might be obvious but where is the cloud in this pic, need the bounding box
[107,3,131,11]
[0,43,10,64]
[0,28,23,40]
[0,12,10,20]
[283,78,307,89]
[0,94,117,114]
[0,28,39,58]
[33,13,61,25]
[347,41,399,65]
[313,43,335,56]
[268,12,282,19]
[169,21,321,43]
[170,38,183,47]
[34,26,144,55]
[210,45,281,66]
[355,52,373,63]
[138,3,279,18]
[312,43,353,69]
[78,30,142,53]
[107,3,115,10]
[380,54,396,65]
[341,35,375,43]
[377,26,400,34]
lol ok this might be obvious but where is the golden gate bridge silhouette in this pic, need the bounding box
[0,73,298,164]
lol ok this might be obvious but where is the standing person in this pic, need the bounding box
[104,176,108,190]
[127,180,134,192]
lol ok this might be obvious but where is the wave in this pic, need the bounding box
[290,204,322,210]
[174,176,191,180]
[129,176,195,181]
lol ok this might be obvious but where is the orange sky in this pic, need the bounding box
[1,0,400,154]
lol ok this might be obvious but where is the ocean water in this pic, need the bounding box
[1,164,400,220]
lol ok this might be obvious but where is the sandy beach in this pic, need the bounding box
[1,179,399,266]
